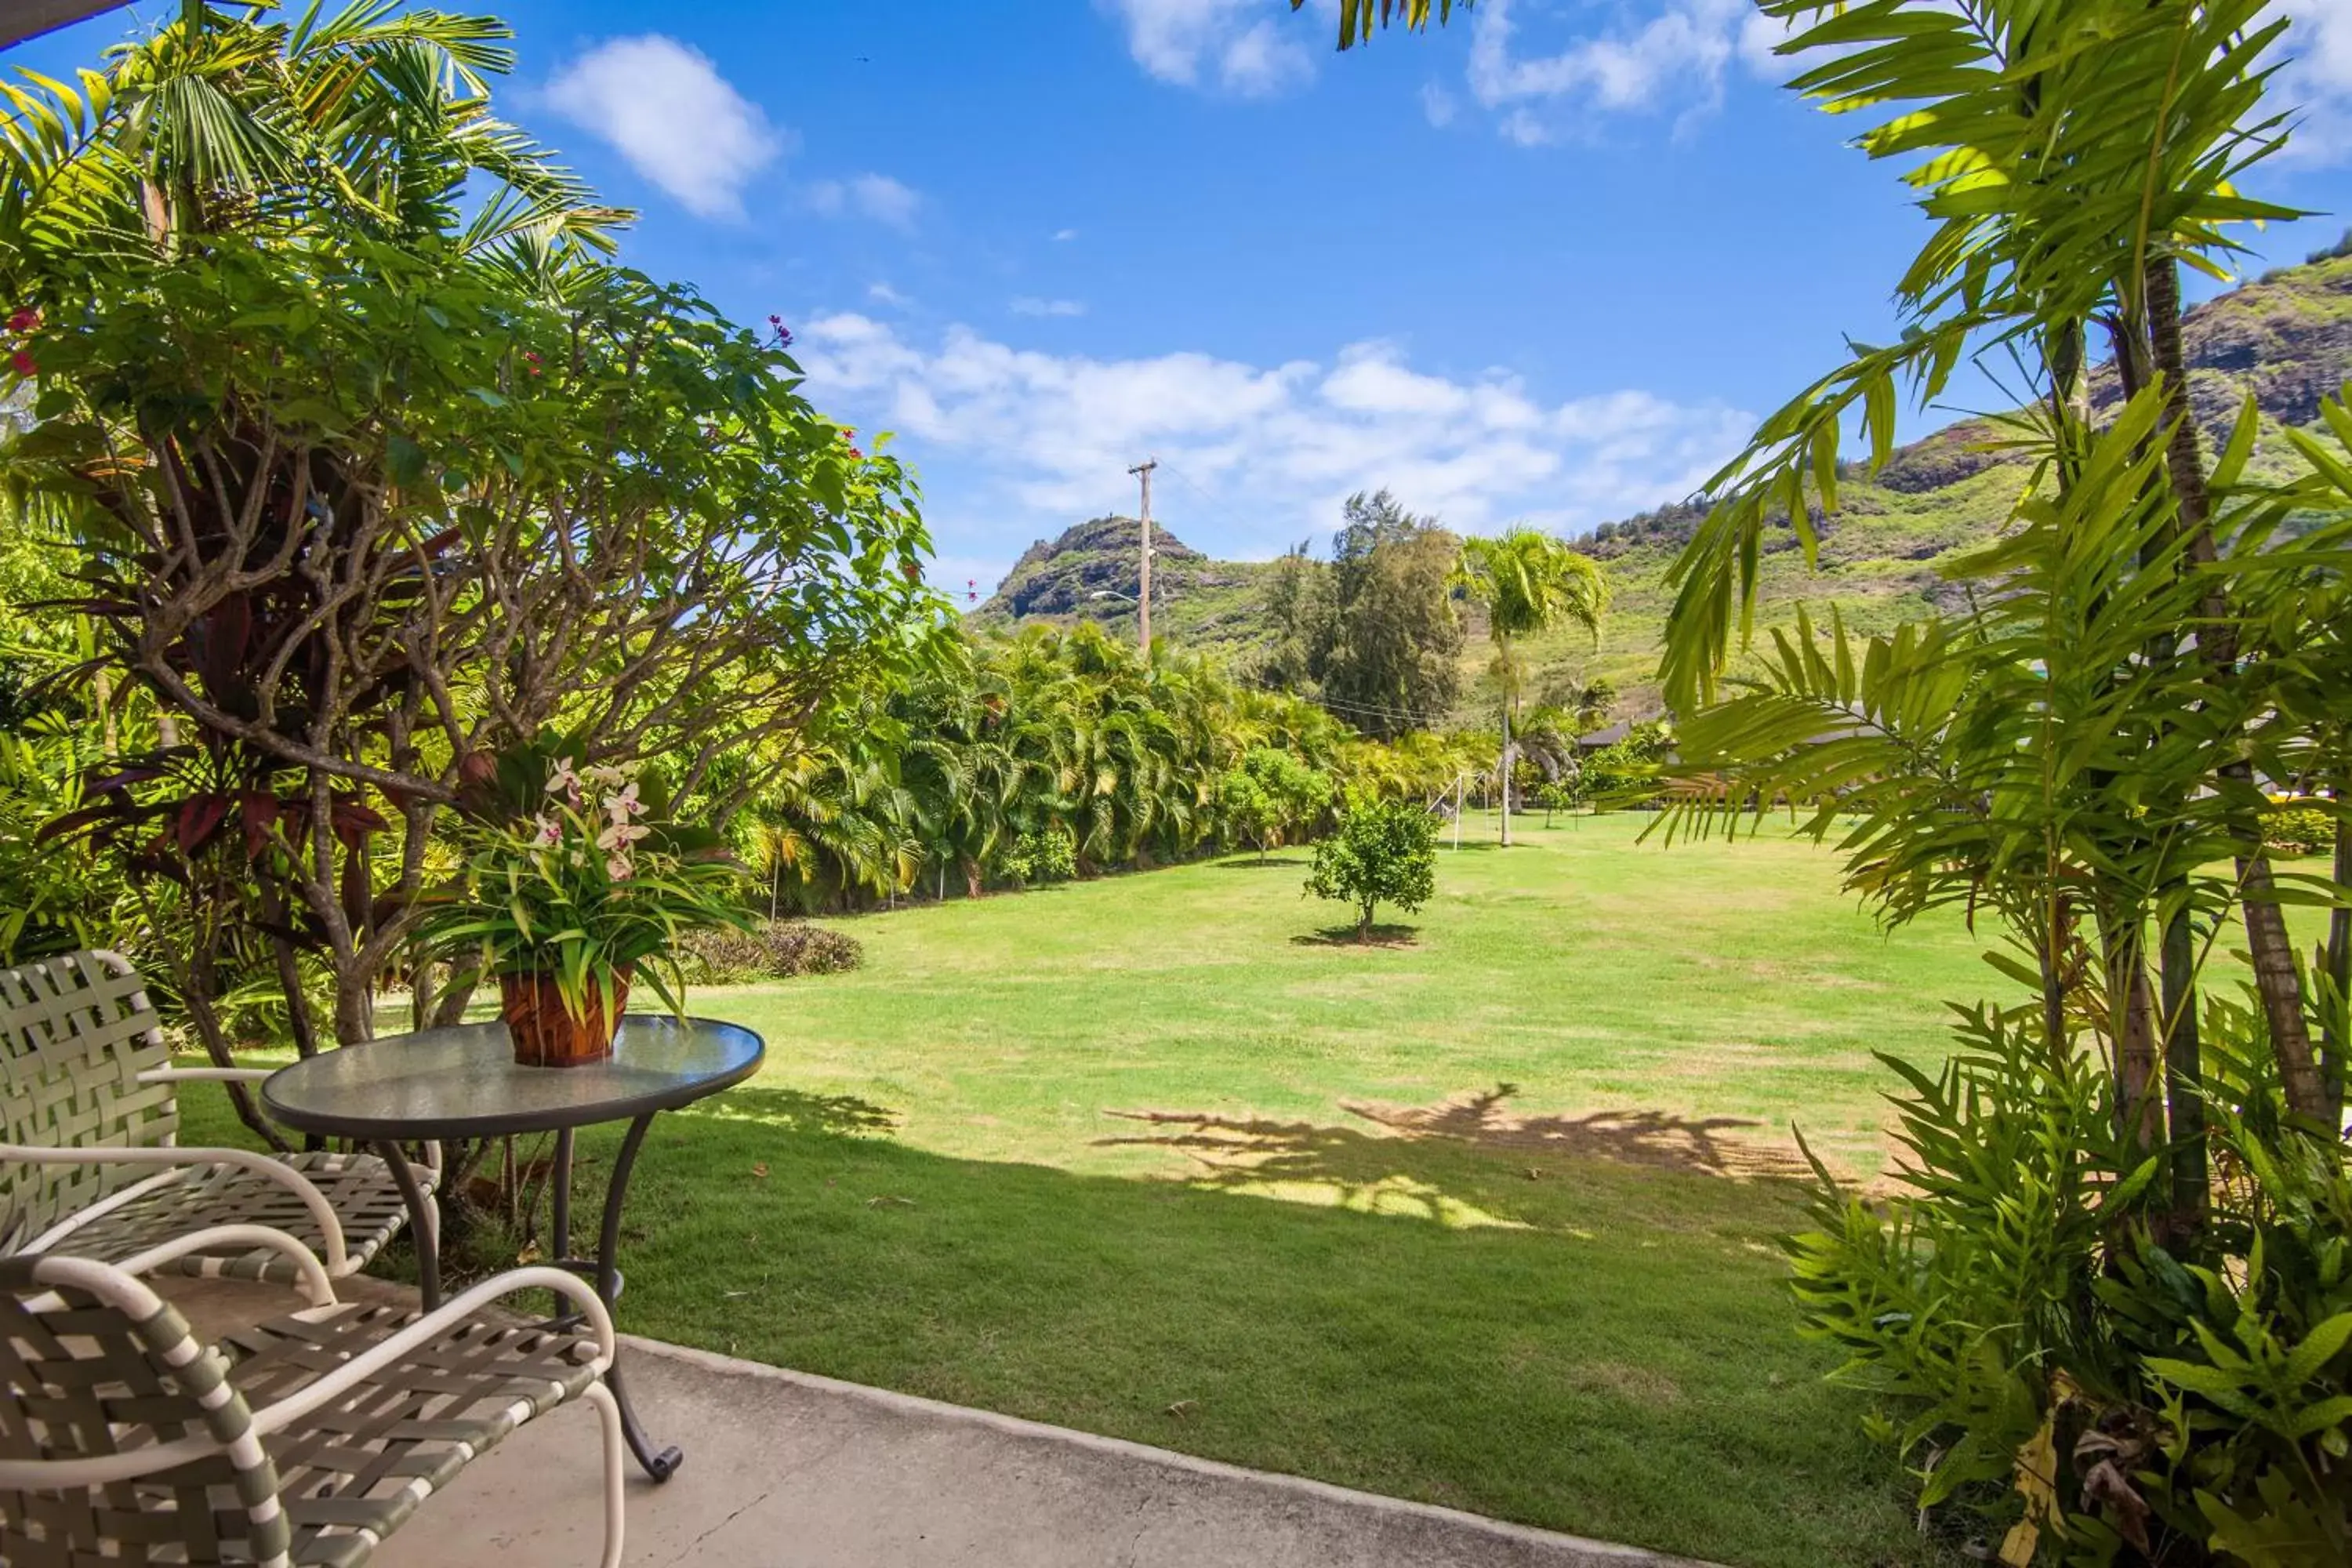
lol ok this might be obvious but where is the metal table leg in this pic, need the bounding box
[554,1112,679,1481]
[373,1140,441,1310]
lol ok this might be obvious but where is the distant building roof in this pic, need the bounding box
[1574,720,1634,749]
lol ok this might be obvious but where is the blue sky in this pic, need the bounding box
[18,2,2352,601]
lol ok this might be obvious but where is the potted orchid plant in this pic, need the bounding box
[417,744,751,1067]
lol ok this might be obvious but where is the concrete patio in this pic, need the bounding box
[164,1276,1719,1568]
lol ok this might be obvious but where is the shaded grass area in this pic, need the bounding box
[181,814,1991,1567]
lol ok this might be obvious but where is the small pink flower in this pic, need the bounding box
[532,814,562,846]
[848,447,863,460]
[607,855,634,880]
[545,757,582,804]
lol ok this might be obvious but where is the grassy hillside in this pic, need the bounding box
[975,252,2352,722]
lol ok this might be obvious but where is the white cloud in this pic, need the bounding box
[1011,297,1088,318]
[793,318,1750,562]
[1053,228,1080,241]
[543,35,786,219]
[867,281,911,307]
[807,173,923,229]
[2276,1,2352,158]
[1102,0,1316,97]
[1421,82,1458,127]
[1466,0,1752,133]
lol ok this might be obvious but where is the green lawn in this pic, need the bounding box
[196,813,2001,1567]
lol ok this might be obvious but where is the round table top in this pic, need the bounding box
[260,1015,765,1141]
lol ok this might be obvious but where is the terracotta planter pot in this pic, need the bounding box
[499,967,631,1068]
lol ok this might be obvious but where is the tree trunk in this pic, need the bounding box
[2326,779,2350,1131]
[2161,908,2208,1232]
[1499,702,1512,848]
[1359,902,1374,944]
[2146,252,2326,1119]
[2108,932,2163,1154]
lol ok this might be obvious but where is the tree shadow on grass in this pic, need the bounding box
[1290,924,1419,948]
[1099,1082,1809,1191]
[677,1084,902,1137]
[1214,856,1310,869]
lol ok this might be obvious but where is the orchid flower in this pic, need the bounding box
[597,821,651,852]
[603,781,647,822]
[546,757,582,804]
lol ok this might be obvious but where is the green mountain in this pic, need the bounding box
[972,250,2352,724]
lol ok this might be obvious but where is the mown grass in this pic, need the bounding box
[188,813,2002,1567]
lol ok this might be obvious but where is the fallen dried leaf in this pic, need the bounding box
[866,1194,916,1209]
[751,1162,770,1178]
[1164,1399,1197,1420]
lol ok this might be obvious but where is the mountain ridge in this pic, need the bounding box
[972,249,2352,722]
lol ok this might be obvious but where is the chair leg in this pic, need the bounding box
[583,1380,628,1568]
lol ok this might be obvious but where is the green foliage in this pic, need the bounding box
[1218,746,1334,858]
[1581,722,1672,806]
[0,717,127,961]
[1791,999,2352,1565]
[1000,826,1077,887]
[1257,490,1466,737]
[1305,797,1437,939]
[675,920,862,985]
[2263,802,2337,858]
[0,5,934,1053]
[741,624,1376,909]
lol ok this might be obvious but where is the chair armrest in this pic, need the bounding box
[103,1223,337,1308]
[0,1261,605,1492]
[138,1065,274,1084]
[246,1266,617,1439]
[0,1143,351,1275]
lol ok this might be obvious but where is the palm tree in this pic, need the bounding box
[0,1,625,297]
[1453,530,1606,846]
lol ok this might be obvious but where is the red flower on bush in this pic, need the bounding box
[7,307,38,333]
[9,349,34,377]
[848,446,863,460]
[521,350,543,377]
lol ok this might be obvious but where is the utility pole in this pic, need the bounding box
[1127,456,1156,655]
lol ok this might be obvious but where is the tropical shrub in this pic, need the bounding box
[1219,746,1334,859]
[677,920,862,984]
[1305,797,1437,941]
[2261,801,2336,858]
[1790,1002,2352,1566]
[1000,826,1078,887]
[0,9,935,1055]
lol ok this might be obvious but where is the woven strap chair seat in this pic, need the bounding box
[38,1150,434,1286]
[214,1301,601,1567]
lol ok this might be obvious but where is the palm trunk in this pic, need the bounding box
[2162,907,2208,1231]
[2147,253,2326,1119]
[2326,777,2350,1131]
[2107,927,2163,1153]
[1499,703,1512,848]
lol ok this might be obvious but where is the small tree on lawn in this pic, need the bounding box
[1220,746,1334,860]
[1305,797,1436,942]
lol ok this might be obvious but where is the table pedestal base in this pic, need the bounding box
[383,1114,682,1483]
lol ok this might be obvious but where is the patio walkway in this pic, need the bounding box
[166,1276,1720,1568]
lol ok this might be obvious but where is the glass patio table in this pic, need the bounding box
[261,1014,764,1481]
